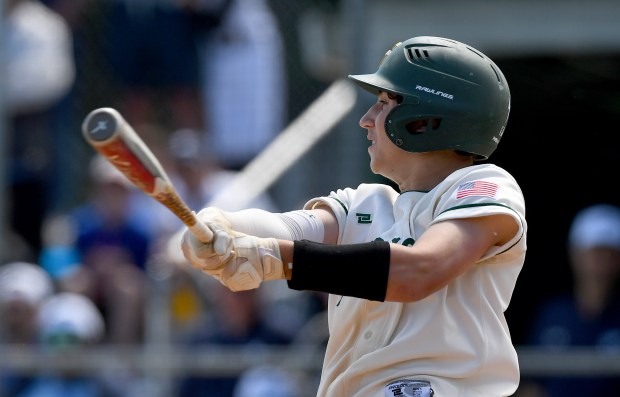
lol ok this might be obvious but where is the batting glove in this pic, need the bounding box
[181,222,233,274]
[180,207,233,271]
[196,207,232,234]
[182,228,284,291]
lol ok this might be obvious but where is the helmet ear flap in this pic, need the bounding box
[384,104,443,151]
[405,118,442,135]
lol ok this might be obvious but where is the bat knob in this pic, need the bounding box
[83,108,121,142]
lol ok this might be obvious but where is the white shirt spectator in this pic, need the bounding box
[3,0,75,115]
[200,0,286,170]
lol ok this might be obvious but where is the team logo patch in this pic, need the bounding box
[356,213,372,224]
[455,180,498,199]
[385,379,434,397]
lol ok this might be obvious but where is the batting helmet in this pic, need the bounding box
[348,36,510,160]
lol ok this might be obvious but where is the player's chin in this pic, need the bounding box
[368,157,381,175]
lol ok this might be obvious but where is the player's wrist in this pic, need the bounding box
[274,239,295,280]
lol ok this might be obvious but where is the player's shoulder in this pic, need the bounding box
[304,183,399,212]
[326,183,398,197]
[337,183,400,203]
[432,163,526,217]
[456,163,517,180]
[443,164,522,193]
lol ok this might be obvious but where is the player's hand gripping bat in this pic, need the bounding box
[81,107,213,243]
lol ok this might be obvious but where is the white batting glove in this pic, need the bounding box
[217,232,284,291]
[196,207,232,233]
[181,222,233,274]
[181,227,284,291]
[180,207,233,271]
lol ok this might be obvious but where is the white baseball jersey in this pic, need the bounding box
[303,164,527,397]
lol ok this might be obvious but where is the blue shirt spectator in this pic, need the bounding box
[521,204,620,397]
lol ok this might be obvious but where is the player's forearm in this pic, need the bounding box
[224,209,325,242]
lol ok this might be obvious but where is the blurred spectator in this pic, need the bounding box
[2,0,76,254]
[38,213,81,283]
[517,204,620,397]
[101,0,205,133]
[176,279,292,397]
[36,292,105,348]
[198,0,287,171]
[52,156,154,345]
[2,0,74,115]
[13,292,109,397]
[0,261,54,397]
[0,261,54,344]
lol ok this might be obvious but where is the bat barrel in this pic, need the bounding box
[81,106,213,243]
[82,108,123,143]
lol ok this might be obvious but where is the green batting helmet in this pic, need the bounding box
[348,36,510,160]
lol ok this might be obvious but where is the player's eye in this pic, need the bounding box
[370,99,385,111]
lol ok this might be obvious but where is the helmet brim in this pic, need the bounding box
[348,73,400,97]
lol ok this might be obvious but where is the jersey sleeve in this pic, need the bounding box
[303,187,355,243]
[431,165,526,261]
[303,184,399,244]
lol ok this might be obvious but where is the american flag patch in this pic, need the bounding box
[456,180,498,199]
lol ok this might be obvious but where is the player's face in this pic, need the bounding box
[359,92,406,175]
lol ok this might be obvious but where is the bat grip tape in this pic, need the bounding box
[287,240,390,302]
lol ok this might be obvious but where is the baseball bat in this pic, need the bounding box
[81,107,213,243]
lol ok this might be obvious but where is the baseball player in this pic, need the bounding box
[181,36,527,396]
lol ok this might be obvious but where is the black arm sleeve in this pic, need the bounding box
[287,240,391,302]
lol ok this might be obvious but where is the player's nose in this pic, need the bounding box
[359,108,375,129]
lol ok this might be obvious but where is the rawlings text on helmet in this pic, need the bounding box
[415,85,454,100]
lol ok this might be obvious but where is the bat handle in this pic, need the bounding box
[187,215,214,243]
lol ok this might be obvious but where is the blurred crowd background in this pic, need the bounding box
[1,0,620,396]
